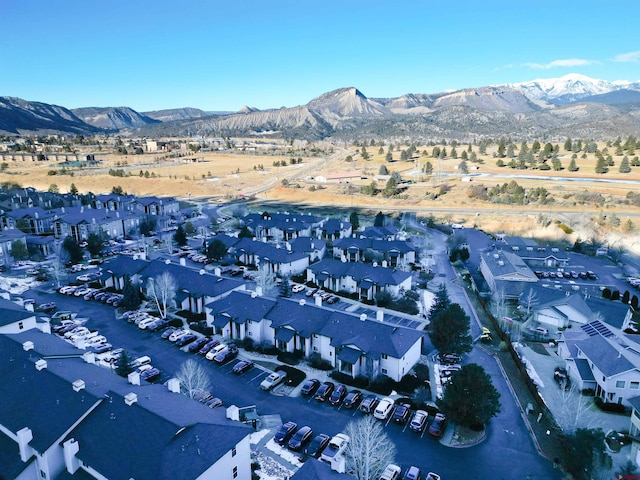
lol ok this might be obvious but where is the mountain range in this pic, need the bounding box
[2,74,640,140]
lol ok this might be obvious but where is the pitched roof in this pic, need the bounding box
[0,429,32,480]
[234,238,308,264]
[333,237,414,254]
[360,225,398,239]
[289,236,326,254]
[206,291,277,324]
[66,392,249,480]
[0,297,36,327]
[0,335,100,453]
[291,459,353,479]
[576,334,636,377]
[481,250,538,281]
[573,358,596,382]
[309,258,412,287]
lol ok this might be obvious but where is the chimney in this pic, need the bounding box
[360,313,367,321]
[124,392,138,406]
[251,291,258,298]
[35,359,47,370]
[17,427,34,462]
[376,310,384,322]
[180,257,186,267]
[82,351,95,364]
[255,286,263,297]
[72,379,86,392]
[315,295,322,306]
[214,267,221,276]
[167,378,180,393]
[299,299,306,306]
[127,371,140,386]
[382,260,388,268]
[285,242,291,252]
[63,438,80,474]
[22,341,34,351]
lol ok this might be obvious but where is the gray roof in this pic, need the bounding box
[0,298,36,327]
[308,258,412,287]
[627,395,640,413]
[66,391,249,480]
[0,335,100,453]
[576,334,636,377]
[573,358,596,383]
[291,459,353,479]
[333,237,415,254]
[482,250,538,281]
[0,429,32,480]
[234,238,308,264]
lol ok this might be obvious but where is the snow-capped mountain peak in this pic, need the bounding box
[506,73,636,104]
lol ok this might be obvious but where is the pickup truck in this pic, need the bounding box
[260,370,287,391]
[320,433,349,464]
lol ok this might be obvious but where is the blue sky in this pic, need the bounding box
[1,0,638,112]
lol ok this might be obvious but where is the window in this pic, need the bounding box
[248,332,252,337]
[232,447,236,457]
[40,470,47,479]
[381,354,388,360]
[631,382,639,390]
[616,380,625,389]
[313,346,318,352]
[381,368,387,374]
[233,466,238,478]
[19,322,24,330]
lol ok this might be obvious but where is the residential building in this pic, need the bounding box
[332,237,416,268]
[233,238,310,276]
[479,249,538,300]
[307,258,412,301]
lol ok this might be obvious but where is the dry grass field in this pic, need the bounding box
[2,140,639,253]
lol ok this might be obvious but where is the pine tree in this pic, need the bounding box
[564,137,572,151]
[595,156,609,174]
[568,157,579,172]
[620,156,631,173]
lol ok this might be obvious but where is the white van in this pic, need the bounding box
[131,356,152,368]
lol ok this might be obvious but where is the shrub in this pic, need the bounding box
[594,396,627,413]
[308,353,333,371]
[329,371,370,389]
[168,318,183,328]
[413,363,430,383]
[558,223,574,234]
[240,337,255,352]
[369,374,394,395]
[277,365,306,388]
[397,373,421,394]
[254,342,279,356]
[277,351,301,365]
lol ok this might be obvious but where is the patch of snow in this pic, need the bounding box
[250,429,270,445]
[265,439,304,467]
[0,275,40,295]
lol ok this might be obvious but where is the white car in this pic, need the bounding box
[320,433,349,464]
[260,371,287,390]
[291,284,305,293]
[168,329,189,342]
[374,397,395,420]
[84,335,107,346]
[206,343,227,361]
[138,317,158,330]
[64,327,88,339]
[380,464,402,480]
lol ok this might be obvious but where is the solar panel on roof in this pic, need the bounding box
[581,324,598,336]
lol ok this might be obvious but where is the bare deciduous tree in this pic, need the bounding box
[175,359,211,399]
[146,272,176,319]
[255,264,277,297]
[345,415,396,480]
[555,380,600,434]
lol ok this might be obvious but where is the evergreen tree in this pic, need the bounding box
[429,303,473,355]
[86,233,104,257]
[428,284,450,320]
[115,350,134,377]
[385,152,393,162]
[173,225,187,246]
[506,144,515,158]
[564,137,572,151]
[11,240,29,260]
[378,165,389,175]
[531,140,541,153]
[620,156,631,173]
[374,211,385,227]
[69,183,78,195]
[349,212,360,231]
[552,157,562,171]
[568,157,579,172]
[279,276,292,297]
[450,147,458,159]
[206,238,228,261]
[238,226,253,238]
[497,139,506,158]
[595,156,608,174]
[62,236,83,264]
[120,274,142,311]
[423,162,433,174]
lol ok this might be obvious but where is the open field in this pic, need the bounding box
[2,140,640,253]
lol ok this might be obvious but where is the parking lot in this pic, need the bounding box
[24,285,560,479]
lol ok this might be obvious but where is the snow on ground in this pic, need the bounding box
[250,429,270,445]
[252,451,294,480]
[264,439,304,468]
[0,275,40,295]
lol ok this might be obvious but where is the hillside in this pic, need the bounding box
[0,97,99,135]
[71,106,160,130]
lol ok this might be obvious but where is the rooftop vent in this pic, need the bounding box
[251,291,258,298]
[35,359,47,370]
[199,269,205,275]
[72,379,85,392]
[22,341,34,351]
[299,299,306,306]
[124,392,138,406]
[165,259,171,265]
[360,313,367,321]
[498,260,504,266]
[167,378,180,393]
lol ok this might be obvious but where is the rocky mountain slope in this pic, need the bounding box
[3,74,640,139]
[71,106,160,130]
[0,96,99,135]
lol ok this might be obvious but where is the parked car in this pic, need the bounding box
[305,433,330,458]
[392,403,411,424]
[169,329,190,342]
[37,302,57,313]
[232,360,254,374]
[403,466,422,480]
[359,395,379,414]
[260,370,287,391]
[273,421,297,445]
[204,397,223,408]
[409,410,429,433]
[91,343,113,354]
[288,425,313,451]
[291,284,305,293]
[428,413,447,438]
[320,433,349,464]
[314,381,335,402]
[329,384,348,406]
[425,473,440,480]
[140,367,161,382]
[214,344,238,363]
[380,464,402,480]
[199,339,220,355]
[176,334,198,347]
[148,318,170,332]
[205,343,227,360]
[343,389,363,409]
[161,327,177,339]
[300,379,320,396]
[374,397,395,420]
[188,337,210,353]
